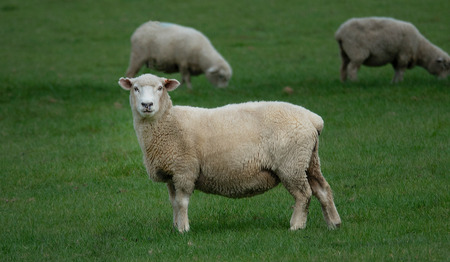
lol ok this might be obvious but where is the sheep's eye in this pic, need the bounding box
[158,86,163,91]
[134,87,139,92]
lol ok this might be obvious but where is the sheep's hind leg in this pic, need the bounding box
[340,60,349,82]
[347,61,361,81]
[339,46,350,82]
[279,169,312,230]
[392,69,405,83]
[391,62,406,83]
[340,42,367,82]
[307,148,341,229]
[126,53,146,78]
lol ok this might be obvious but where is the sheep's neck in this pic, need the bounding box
[133,102,173,152]
[416,38,443,68]
[198,47,224,70]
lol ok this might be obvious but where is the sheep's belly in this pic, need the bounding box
[147,59,202,75]
[363,50,397,67]
[148,60,179,73]
[194,168,281,198]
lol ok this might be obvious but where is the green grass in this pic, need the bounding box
[1,0,449,261]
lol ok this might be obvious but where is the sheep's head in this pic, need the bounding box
[429,56,450,79]
[118,74,180,119]
[206,63,232,88]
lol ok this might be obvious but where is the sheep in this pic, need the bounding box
[125,21,232,89]
[335,17,450,83]
[118,73,341,233]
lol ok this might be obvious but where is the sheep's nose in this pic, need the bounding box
[141,102,153,109]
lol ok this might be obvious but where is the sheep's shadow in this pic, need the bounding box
[189,213,289,233]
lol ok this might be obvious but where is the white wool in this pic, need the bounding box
[125,21,232,89]
[335,17,450,82]
[118,73,341,233]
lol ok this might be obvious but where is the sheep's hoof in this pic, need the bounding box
[177,225,190,233]
[289,223,306,231]
[327,222,341,230]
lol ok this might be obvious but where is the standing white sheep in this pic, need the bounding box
[335,17,450,82]
[118,73,341,233]
[125,21,232,89]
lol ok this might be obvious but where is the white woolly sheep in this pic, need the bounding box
[335,17,450,82]
[125,21,232,89]
[118,73,341,233]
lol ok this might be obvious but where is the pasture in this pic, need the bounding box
[1,0,449,261]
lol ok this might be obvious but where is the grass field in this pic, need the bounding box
[1,0,449,261]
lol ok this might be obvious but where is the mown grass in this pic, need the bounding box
[1,0,449,261]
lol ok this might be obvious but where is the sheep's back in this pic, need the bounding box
[335,17,423,65]
[174,102,320,165]
[132,21,211,53]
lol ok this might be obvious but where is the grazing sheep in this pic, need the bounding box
[125,21,232,89]
[335,17,450,82]
[118,73,341,233]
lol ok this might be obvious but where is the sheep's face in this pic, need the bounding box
[429,57,450,79]
[118,74,180,118]
[206,65,232,88]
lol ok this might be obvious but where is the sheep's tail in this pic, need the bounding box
[308,112,324,136]
[337,40,350,64]
[337,39,350,82]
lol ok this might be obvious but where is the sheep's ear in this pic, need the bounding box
[207,66,219,74]
[119,77,133,90]
[164,78,180,91]
[436,57,448,69]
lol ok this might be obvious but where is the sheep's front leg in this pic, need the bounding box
[174,190,191,232]
[167,182,191,232]
[167,183,178,229]
[179,66,192,89]
[391,66,406,83]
